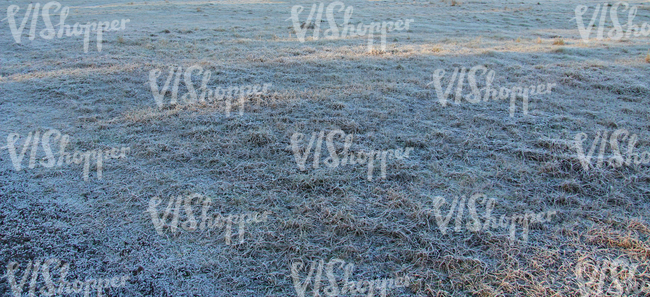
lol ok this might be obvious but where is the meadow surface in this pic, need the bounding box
[1,0,650,296]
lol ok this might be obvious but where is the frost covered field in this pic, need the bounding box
[1,0,650,296]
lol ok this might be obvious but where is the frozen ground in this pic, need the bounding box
[1,0,650,296]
